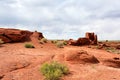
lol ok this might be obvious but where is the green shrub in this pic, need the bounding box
[25,43,34,48]
[56,42,64,48]
[104,47,120,54]
[106,40,108,42]
[40,38,47,44]
[104,47,116,53]
[63,41,67,45]
[51,40,67,48]
[40,61,69,80]
[0,39,4,44]
[51,40,58,44]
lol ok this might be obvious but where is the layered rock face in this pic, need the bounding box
[0,28,44,43]
[68,32,98,46]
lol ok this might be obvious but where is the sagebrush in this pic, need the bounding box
[24,43,34,48]
[40,61,69,80]
[51,40,58,44]
[56,42,64,48]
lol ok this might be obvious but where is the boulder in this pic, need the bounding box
[65,50,99,64]
[116,45,120,49]
[68,38,90,46]
[68,39,77,45]
[76,38,90,46]
[0,28,44,43]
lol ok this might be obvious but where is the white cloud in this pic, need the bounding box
[0,0,120,40]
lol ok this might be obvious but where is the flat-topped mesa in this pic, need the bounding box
[68,32,98,46]
[0,28,44,43]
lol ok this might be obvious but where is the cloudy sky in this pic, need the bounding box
[0,0,120,40]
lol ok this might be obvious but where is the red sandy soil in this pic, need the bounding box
[0,41,120,80]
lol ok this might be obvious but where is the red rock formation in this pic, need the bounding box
[86,32,94,41]
[30,31,44,46]
[116,45,120,49]
[93,34,97,44]
[68,32,98,46]
[0,28,44,43]
[68,39,77,45]
[65,50,99,64]
[76,38,90,45]
[85,32,98,45]
[0,35,11,43]
[68,38,90,46]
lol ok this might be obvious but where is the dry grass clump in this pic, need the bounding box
[51,40,68,48]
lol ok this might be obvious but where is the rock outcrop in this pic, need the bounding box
[65,50,99,64]
[0,28,44,43]
[30,31,44,42]
[103,58,120,68]
[76,38,91,45]
[68,32,98,46]
[54,50,99,64]
[116,45,120,49]
[68,39,77,45]
[85,32,97,45]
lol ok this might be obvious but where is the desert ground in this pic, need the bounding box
[0,40,120,80]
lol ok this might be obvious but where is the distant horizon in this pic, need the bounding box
[0,0,120,40]
[1,27,120,41]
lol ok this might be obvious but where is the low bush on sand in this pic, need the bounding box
[104,47,120,54]
[24,43,34,48]
[63,41,67,45]
[51,40,67,48]
[56,42,64,48]
[40,61,69,80]
[51,40,58,44]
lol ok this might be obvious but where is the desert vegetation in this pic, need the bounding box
[24,43,35,48]
[56,42,65,48]
[104,47,120,54]
[51,40,58,44]
[51,40,67,48]
[40,61,69,80]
